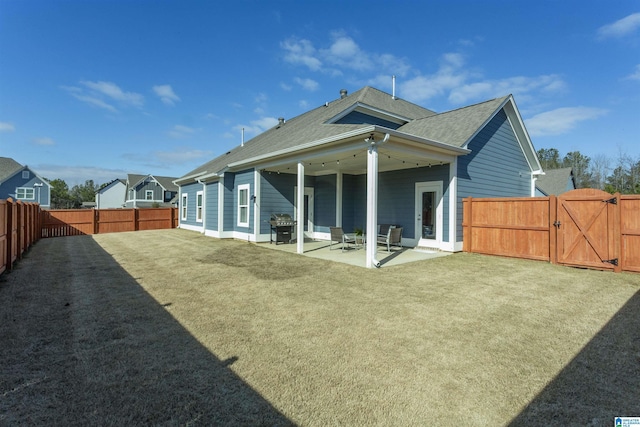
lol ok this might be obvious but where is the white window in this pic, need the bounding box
[145,190,154,200]
[16,187,34,200]
[22,171,30,179]
[196,191,203,223]
[237,184,250,227]
[181,194,188,221]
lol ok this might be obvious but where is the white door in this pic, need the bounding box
[294,187,314,238]
[415,182,443,247]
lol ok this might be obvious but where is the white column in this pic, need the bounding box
[254,170,261,241]
[217,179,224,236]
[448,158,457,250]
[336,171,343,227]
[366,144,379,268]
[297,162,305,254]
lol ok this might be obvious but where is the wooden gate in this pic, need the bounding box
[556,189,619,271]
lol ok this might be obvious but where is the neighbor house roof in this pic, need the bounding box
[536,167,576,195]
[127,174,178,191]
[0,157,24,183]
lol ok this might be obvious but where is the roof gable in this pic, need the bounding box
[179,87,437,181]
[536,167,576,195]
[0,157,24,183]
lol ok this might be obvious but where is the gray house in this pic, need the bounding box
[125,174,178,208]
[535,167,576,196]
[175,86,542,267]
[95,178,127,209]
[0,157,51,208]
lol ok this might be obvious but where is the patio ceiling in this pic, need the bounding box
[255,132,463,176]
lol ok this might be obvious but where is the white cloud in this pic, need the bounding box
[152,84,180,106]
[235,117,279,136]
[0,122,15,132]
[281,37,322,71]
[399,53,468,103]
[449,74,566,104]
[598,13,640,38]
[525,107,608,136]
[168,125,197,139]
[280,82,293,91]
[281,33,410,78]
[69,93,118,112]
[294,77,319,91]
[153,149,212,164]
[81,80,144,107]
[33,137,55,146]
[626,64,640,80]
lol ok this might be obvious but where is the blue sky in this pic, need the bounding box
[1,0,639,186]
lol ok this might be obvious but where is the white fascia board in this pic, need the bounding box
[173,171,208,185]
[197,172,220,182]
[326,102,412,125]
[227,126,377,169]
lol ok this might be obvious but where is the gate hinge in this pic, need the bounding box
[603,258,618,266]
[603,197,617,205]
[553,220,561,228]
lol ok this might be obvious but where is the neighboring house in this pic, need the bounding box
[535,167,576,196]
[125,174,178,208]
[95,178,127,208]
[0,157,52,208]
[175,86,542,267]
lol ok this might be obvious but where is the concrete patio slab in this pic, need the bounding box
[256,239,451,268]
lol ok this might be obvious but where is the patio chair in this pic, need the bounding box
[377,226,403,252]
[329,226,356,252]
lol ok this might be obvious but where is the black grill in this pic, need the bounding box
[270,213,296,244]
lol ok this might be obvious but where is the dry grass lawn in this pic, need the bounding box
[1,228,639,426]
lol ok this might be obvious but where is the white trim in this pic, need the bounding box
[336,171,343,227]
[181,193,188,221]
[448,158,458,250]
[16,187,35,200]
[237,184,250,228]
[415,181,444,249]
[195,190,204,223]
[180,223,201,232]
[217,180,224,233]
[326,102,412,125]
[296,162,304,254]
[254,170,261,239]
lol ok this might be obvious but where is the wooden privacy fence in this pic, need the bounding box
[463,188,640,273]
[0,198,41,275]
[1,201,178,274]
[41,207,178,237]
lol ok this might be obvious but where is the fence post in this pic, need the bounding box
[549,195,557,265]
[134,208,139,231]
[93,209,98,235]
[6,198,13,271]
[614,193,622,273]
[462,197,471,252]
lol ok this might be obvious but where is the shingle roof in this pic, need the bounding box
[536,167,575,195]
[181,87,438,179]
[127,174,178,191]
[0,157,24,183]
[397,96,509,147]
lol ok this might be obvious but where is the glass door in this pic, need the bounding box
[421,191,435,239]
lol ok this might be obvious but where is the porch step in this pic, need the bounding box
[414,246,442,253]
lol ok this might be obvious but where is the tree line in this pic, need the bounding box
[536,148,640,194]
[46,178,100,209]
[42,148,639,209]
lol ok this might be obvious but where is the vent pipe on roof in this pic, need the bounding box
[392,75,396,100]
[278,117,285,125]
[340,89,348,99]
[241,127,244,147]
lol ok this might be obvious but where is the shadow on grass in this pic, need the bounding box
[509,289,640,426]
[0,236,294,426]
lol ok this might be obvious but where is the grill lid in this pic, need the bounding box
[270,213,295,226]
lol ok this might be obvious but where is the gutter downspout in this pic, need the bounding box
[366,133,390,268]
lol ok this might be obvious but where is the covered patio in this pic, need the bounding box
[257,238,451,268]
